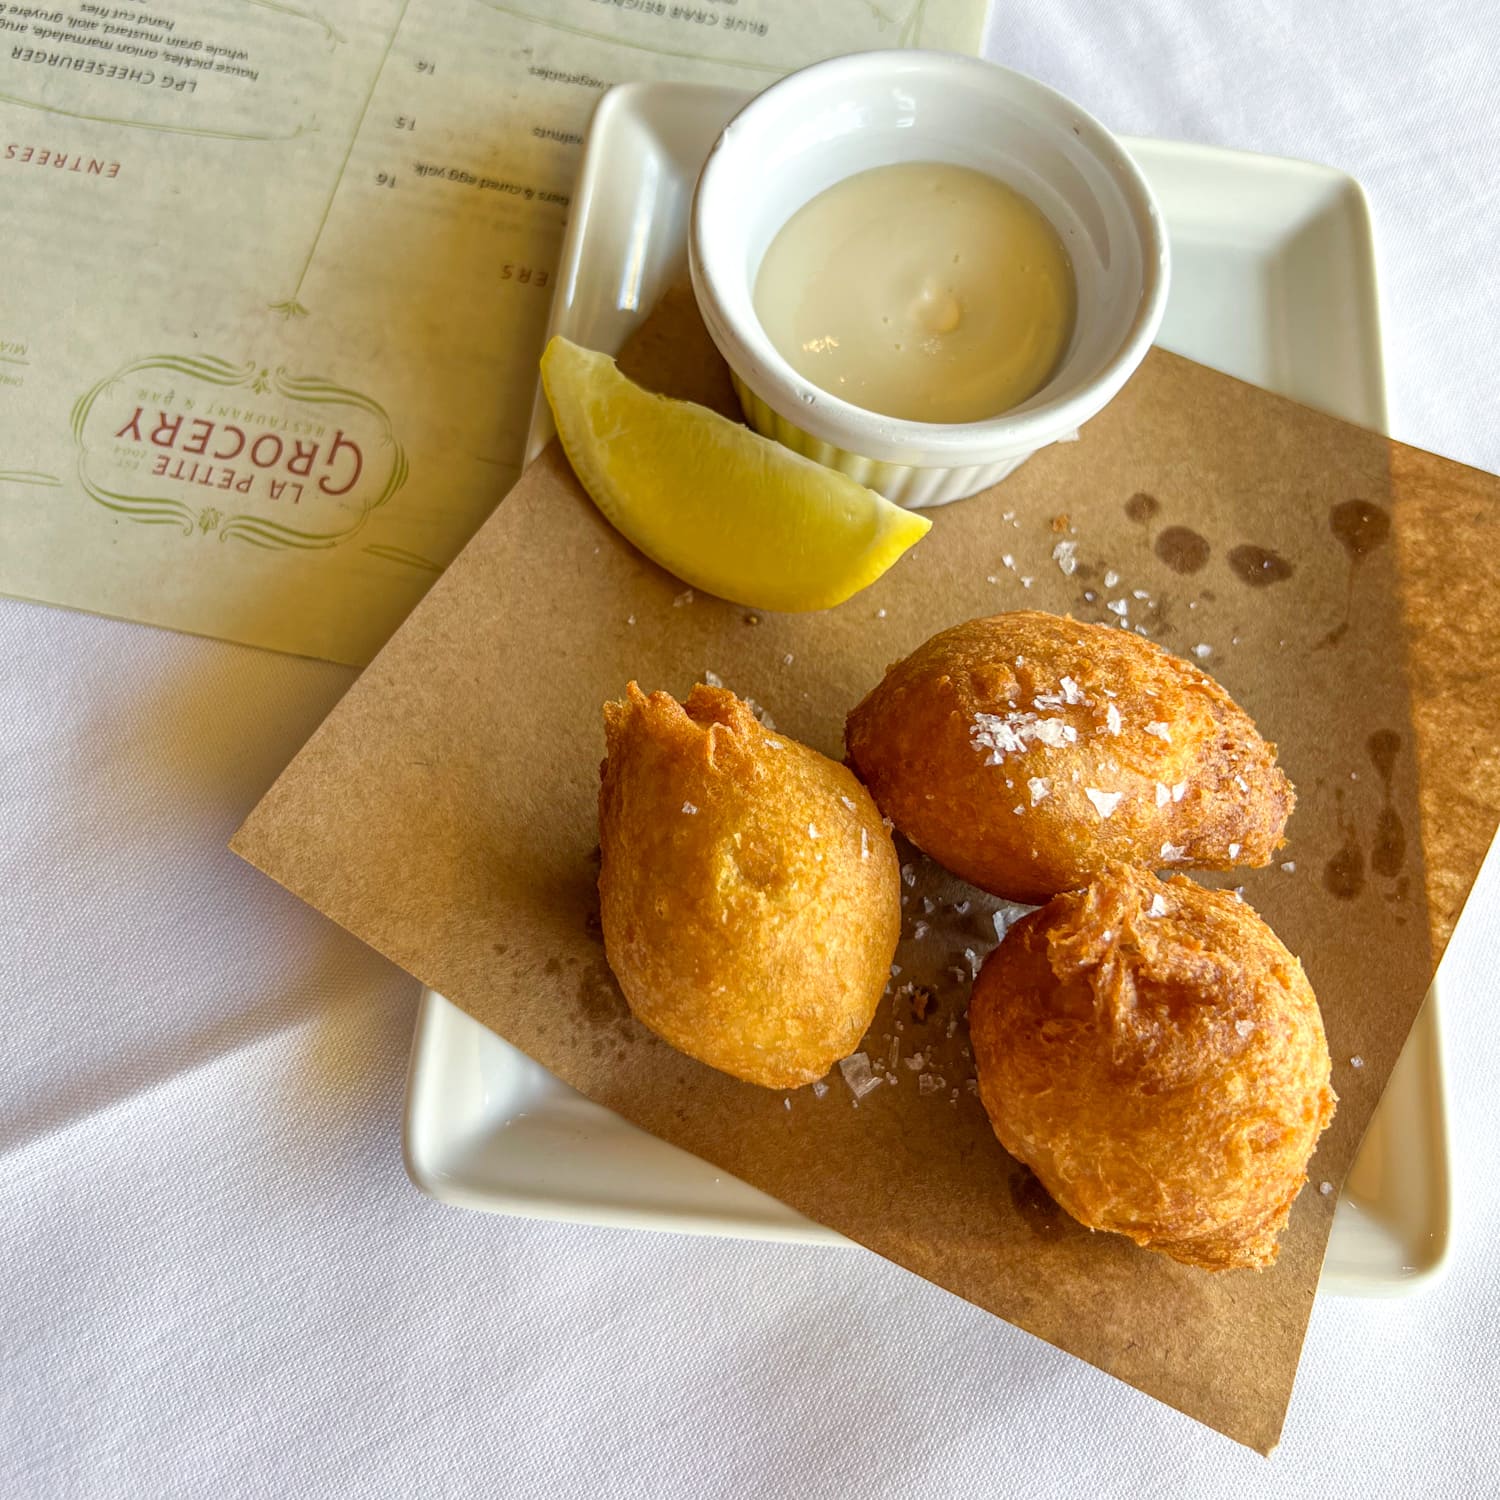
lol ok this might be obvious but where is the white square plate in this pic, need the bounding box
[404,81,1451,1295]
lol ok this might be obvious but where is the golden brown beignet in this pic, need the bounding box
[599,682,900,1088]
[845,611,1294,902]
[970,864,1335,1270]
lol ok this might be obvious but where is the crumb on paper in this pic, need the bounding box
[1053,540,1079,576]
[912,919,930,941]
[681,802,698,815]
[1021,576,1034,589]
[783,1097,791,1111]
[839,1052,883,1100]
[702,669,724,688]
[1104,569,1120,588]
[1193,643,1213,659]
[626,614,636,626]
[876,607,887,618]
[1350,1055,1365,1069]
[672,589,694,607]
[1107,598,1128,616]
[905,984,935,1022]
[1281,860,1296,873]
[783,653,794,667]
[1319,1181,1333,1196]
[1050,513,1070,532]
[918,1073,944,1096]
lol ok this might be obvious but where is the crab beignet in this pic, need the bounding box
[970,864,1335,1271]
[844,611,1294,902]
[599,682,900,1088]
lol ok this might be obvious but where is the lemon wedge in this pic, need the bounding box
[540,337,930,613]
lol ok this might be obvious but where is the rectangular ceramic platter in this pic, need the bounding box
[404,81,1451,1296]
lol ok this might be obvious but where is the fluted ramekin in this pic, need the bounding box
[689,51,1169,508]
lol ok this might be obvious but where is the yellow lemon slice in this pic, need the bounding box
[540,337,931,613]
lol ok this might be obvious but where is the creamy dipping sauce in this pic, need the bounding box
[753,162,1077,424]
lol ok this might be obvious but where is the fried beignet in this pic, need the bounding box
[599,682,900,1088]
[844,611,1294,902]
[970,864,1335,1270]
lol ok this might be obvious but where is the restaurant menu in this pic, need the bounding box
[0,0,989,664]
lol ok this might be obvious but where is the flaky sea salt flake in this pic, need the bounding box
[1104,569,1120,588]
[1161,842,1187,862]
[1106,598,1129,616]
[1060,675,1084,704]
[1148,894,1168,918]
[1351,1055,1365,1069]
[1028,776,1051,805]
[1172,781,1188,802]
[1085,787,1124,819]
[1228,842,1242,858]
[839,1052,883,1100]
[1193,643,1213,659]
[672,588,694,607]
[1052,540,1079,576]
[1146,721,1172,742]
[811,1079,828,1099]
[1155,781,1171,807]
[1235,1019,1255,1037]
[681,802,698,815]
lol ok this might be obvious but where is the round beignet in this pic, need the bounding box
[599,682,900,1088]
[844,611,1294,902]
[970,864,1335,1270]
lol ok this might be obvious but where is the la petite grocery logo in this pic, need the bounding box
[71,354,407,549]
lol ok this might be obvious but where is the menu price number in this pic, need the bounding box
[375,171,398,188]
[501,264,550,288]
[395,115,416,131]
[415,59,436,74]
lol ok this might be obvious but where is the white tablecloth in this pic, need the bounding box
[5,5,1499,1493]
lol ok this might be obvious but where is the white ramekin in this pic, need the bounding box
[688,51,1170,508]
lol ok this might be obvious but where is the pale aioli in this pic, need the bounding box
[753,162,1077,424]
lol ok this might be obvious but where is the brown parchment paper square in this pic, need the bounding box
[232,289,1500,1453]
